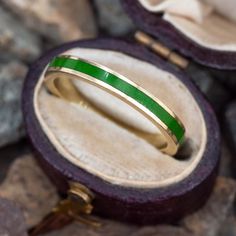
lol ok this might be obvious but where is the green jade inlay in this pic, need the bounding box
[49,56,185,143]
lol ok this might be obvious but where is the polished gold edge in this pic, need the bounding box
[45,67,179,155]
[58,54,185,132]
[46,67,179,145]
[45,67,179,148]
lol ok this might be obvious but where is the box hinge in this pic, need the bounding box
[135,31,189,69]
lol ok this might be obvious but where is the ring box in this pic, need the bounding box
[123,0,236,69]
[22,0,232,225]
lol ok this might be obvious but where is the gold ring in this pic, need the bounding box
[44,55,185,156]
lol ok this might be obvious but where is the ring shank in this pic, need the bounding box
[44,56,185,155]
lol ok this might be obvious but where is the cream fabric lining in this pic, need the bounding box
[34,48,207,188]
[139,0,236,51]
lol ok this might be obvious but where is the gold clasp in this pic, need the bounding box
[29,182,100,236]
[53,182,101,227]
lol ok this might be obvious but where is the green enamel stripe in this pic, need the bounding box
[49,57,184,142]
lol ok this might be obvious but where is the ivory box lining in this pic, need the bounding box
[34,48,207,188]
[139,0,236,51]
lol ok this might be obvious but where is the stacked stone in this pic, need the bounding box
[0,0,235,235]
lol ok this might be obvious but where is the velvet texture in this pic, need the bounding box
[122,0,236,70]
[22,39,220,224]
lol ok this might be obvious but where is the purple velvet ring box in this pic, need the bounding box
[22,0,236,225]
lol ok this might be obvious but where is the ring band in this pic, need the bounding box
[44,55,185,155]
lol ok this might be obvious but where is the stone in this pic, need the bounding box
[45,177,236,236]
[187,64,231,113]
[0,154,59,228]
[219,140,234,177]
[0,197,28,236]
[0,154,233,236]
[0,139,30,182]
[43,219,191,236]
[44,219,137,236]
[1,0,97,43]
[181,177,236,236]
[226,72,236,93]
[225,101,236,160]
[0,61,27,147]
[93,0,135,36]
[218,216,236,236]
[130,226,190,236]
[0,6,41,62]
[210,69,236,93]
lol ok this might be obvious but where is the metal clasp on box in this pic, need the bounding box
[29,182,100,236]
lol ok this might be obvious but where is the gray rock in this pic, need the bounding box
[0,61,27,147]
[44,218,137,236]
[129,226,190,236]
[44,177,236,236]
[44,222,190,236]
[220,141,234,177]
[0,6,41,62]
[218,216,236,236]
[187,64,230,113]
[225,101,236,158]
[0,197,28,236]
[182,177,236,236]
[93,0,135,36]
[0,154,59,228]
[1,0,97,43]
[226,72,236,93]
[210,69,236,93]
[0,154,234,236]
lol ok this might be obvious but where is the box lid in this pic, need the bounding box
[122,0,236,70]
